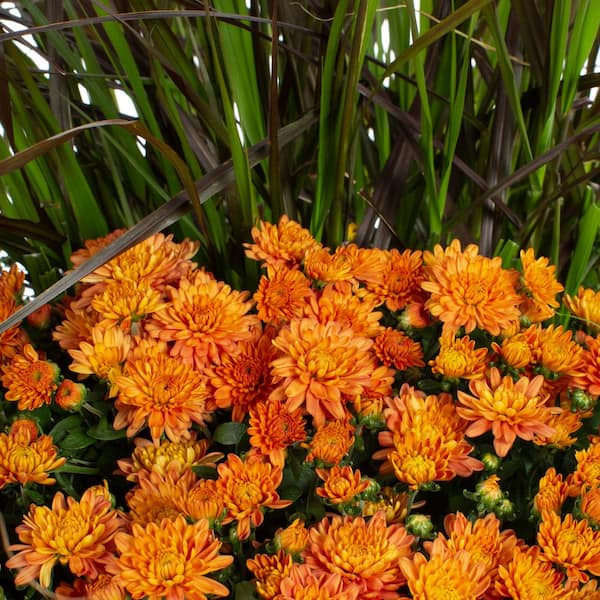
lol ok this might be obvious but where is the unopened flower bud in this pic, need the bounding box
[55,379,87,411]
[406,514,435,539]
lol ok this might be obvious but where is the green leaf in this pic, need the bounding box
[87,417,127,441]
[212,422,247,446]
[60,431,96,450]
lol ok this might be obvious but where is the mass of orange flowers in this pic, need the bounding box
[1,216,600,598]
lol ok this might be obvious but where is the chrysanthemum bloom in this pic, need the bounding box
[422,239,521,335]
[362,487,415,524]
[570,442,600,494]
[303,511,414,598]
[0,423,65,488]
[304,419,355,464]
[248,398,306,467]
[495,545,566,600]
[53,305,101,351]
[206,331,278,421]
[270,318,376,426]
[244,215,322,268]
[276,564,362,600]
[518,248,564,322]
[0,263,25,298]
[0,297,27,364]
[246,550,294,600]
[305,284,384,339]
[55,573,126,600]
[375,386,483,487]
[69,228,127,268]
[303,245,355,287]
[424,512,517,598]
[491,326,537,370]
[55,379,87,411]
[147,270,259,369]
[537,511,600,584]
[184,478,226,524]
[215,453,291,540]
[365,248,424,312]
[456,367,557,457]
[567,579,600,600]
[1,344,60,410]
[473,474,506,511]
[126,467,197,525]
[315,465,371,505]
[113,340,211,444]
[533,468,569,515]
[374,327,424,371]
[274,518,309,555]
[580,486,600,527]
[68,324,132,396]
[114,515,232,600]
[565,287,600,334]
[574,334,600,397]
[254,265,315,324]
[429,333,488,380]
[78,232,198,290]
[353,363,395,420]
[7,487,125,588]
[533,409,582,448]
[116,436,222,481]
[532,325,585,388]
[399,550,490,600]
[91,278,168,329]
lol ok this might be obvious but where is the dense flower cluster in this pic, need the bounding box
[1,216,600,598]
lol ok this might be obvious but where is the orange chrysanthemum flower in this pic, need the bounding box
[533,409,582,448]
[305,284,384,339]
[207,331,278,421]
[215,454,291,540]
[0,422,65,488]
[305,419,355,465]
[90,278,168,328]
[374,386,483,488]
[315,465,371,505]
[491,326,537,370]
[399,550,490,600]
[68,324,131,396]
[422,239,521,335]
[79,232,197,290]
[570,442,600,493]
[126,467,196,525]
[244,215,321,268]
[69,228,127,268]
[303,511,414,599]
[248,398,306,467]
[457,367,556,457]
[184,477,226,524]
[365,248,424,312]
[374,328,424,371]
[148,270,259,368]
[580,486,600,527]
[533,468,569,515]
[303,246,355,287]
[277,564,362,600]
[532,324,585,379]
[246,550,294,600]
[575,334,600,397]
[429,333,488,380]
[538,511,600,584]
[270,318,376,426]
[55,574,125,600]
[7,487,125,588]
[274,518,309,555]
[53,305,101,351]
[1,344,59,410]
[424,512,517,598]
[564,287,600,334]
[362,487,415,524]
[116,435,222,481]
[254,265,315,324]
[0,297,26,364]
[0,263,25,299]
[518,248,563,322]
[113,340,211,444]
[495,545,566,600]
[568,579,600,600]
[114,515,232,600]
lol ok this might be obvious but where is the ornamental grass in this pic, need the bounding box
[0,218,599,598]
